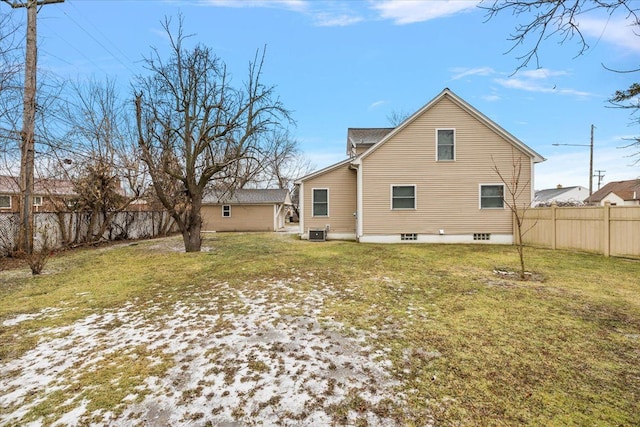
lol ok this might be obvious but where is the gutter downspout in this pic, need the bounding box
[355,160,363,241]
[297,182,304,238]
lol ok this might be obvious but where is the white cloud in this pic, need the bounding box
[450,66,495,80]
[202,0,308,12]
[314,13,363,27]
[368,100,385,109]
[519,68,568,80]
[495,70,595,98]
[482,94,501,102]
[579,17,640,53]
[370,0,479,25]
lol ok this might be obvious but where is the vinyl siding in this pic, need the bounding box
[361,95,532,235]
[303,163,357,233]
[201,204,276,232]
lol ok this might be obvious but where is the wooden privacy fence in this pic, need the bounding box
[519,205,640,258]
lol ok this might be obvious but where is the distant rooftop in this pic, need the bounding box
[202,188,291,205]
[586,179,640,203]
[0,175,76,196]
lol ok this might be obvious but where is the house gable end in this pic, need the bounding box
[356,88,544,165]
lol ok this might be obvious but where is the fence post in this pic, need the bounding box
[603,202,610,257]
[551,204,557,251]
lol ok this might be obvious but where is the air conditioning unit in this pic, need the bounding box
[308,229,326,242]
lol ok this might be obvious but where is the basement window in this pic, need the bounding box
[401,233,418,241]
[473,233,491,241]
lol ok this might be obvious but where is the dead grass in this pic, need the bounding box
[1,233,639,426]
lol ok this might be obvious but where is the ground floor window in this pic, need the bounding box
[0,195,10,208]
[312,188,328,216]
[480,185,504,209]
[392,185,416,209]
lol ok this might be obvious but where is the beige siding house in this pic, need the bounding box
[201,189,292,232]
[296,88,545,244]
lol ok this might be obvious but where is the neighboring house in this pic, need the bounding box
[295,88,545,244]
[201,188,292,232]
[0,175,76,213]
[585,179,640,206]
[533,185,588,206]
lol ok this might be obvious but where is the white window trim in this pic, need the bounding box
[0,194,11,209]
[390,184,417,210]
[33,196,43,207]
[435,128,456,162]
[222,204,231,217]
[479,183,505,210]
[312,188,329,217]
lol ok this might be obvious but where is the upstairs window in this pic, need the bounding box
[437,129,455,161]
[0,195,10,209]
[33,196,43,207]
[312,189,328,216]
[222,205,231,217]
[480,185,504,209]
[392,185,416,209]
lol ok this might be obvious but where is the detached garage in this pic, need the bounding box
[201,189,292,232]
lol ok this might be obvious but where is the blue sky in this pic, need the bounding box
[7,0,640,190]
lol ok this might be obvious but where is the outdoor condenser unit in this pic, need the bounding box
[308,229,326,242]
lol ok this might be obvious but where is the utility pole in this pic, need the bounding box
[589,124,594,198]
[2,0,64,253]
[594,170,606,190]
[552,123,596,203]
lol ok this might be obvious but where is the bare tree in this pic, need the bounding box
[0,11,22,163]
[50,77,146,244]
[492,150,536,280]
[480,1,638,72]
[481,0,640,154]
[610,82,640,164]
[134,16,290,252]
[386,109,411,127]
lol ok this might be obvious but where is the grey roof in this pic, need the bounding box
[534,186,582,202]
[347,128,395,149]
[202,188,291,205]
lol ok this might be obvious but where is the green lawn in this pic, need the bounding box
[1,233,639,426]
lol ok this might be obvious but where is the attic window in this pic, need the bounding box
[437,129,455,161]
[0,195,10,208]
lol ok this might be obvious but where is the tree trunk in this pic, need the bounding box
[181,197,203,252]
[182,226,202,252]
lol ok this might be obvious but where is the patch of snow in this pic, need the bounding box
[0,281,416,426]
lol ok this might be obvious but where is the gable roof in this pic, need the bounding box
[534,186,586,202]
[294,157,354,184]
[586,179,640,203]
[0,175,76,196]
[356,88,545,164]
[202,188,291,205]
[347,128,395,154]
